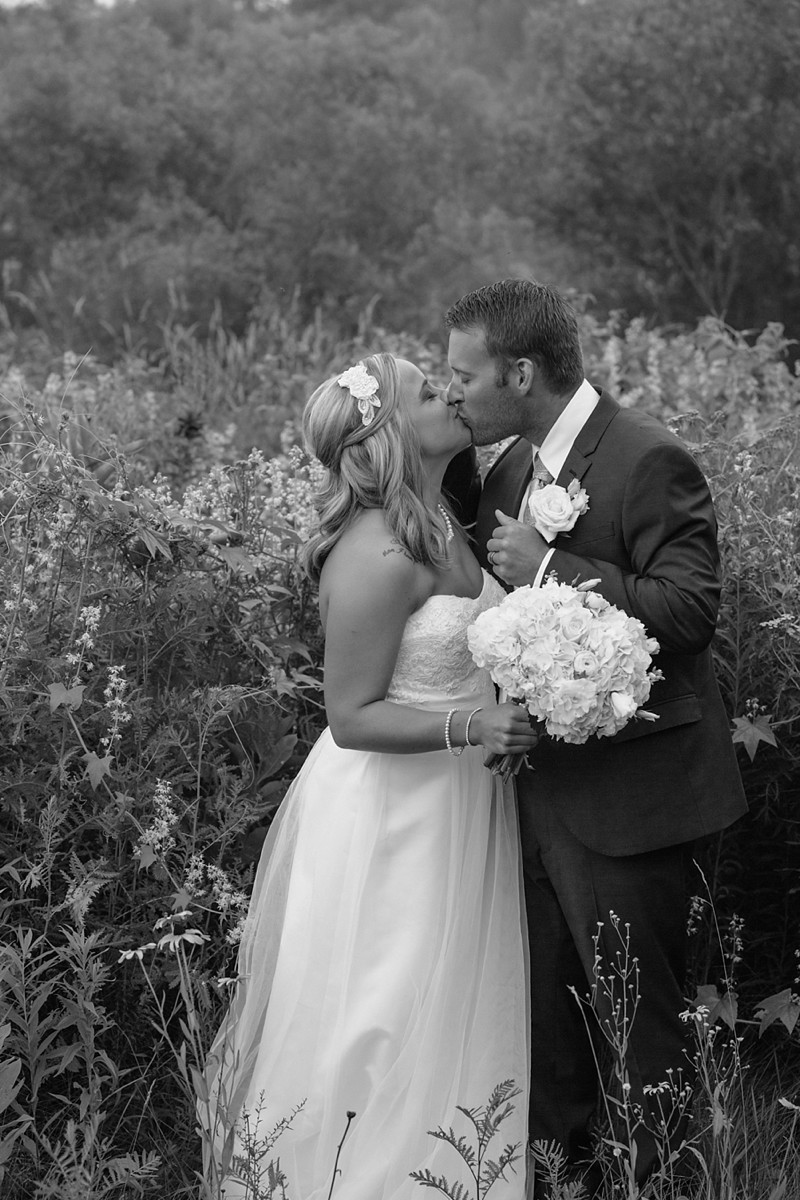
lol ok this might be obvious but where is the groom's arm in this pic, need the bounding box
[548,441,721,655]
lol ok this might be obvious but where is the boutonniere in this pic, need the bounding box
[528,479,590,543]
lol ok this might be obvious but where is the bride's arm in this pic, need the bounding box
[320,519,535,757]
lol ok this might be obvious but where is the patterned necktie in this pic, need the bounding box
[521,454,554,527]
[531,453,554,491]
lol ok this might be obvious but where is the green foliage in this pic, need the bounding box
[529,1139,589,1200]
[579,314,800,433]
[0,300,797,1194]
[0,917,162,1195]
[511,0,800,333]
[689,412,799,997]
[569,913,800,1200]
[225,1094,306,1200]
[410,1079,523,1198]
[0,0,522,352]
[4,0,798,353]
[0,365,325,1193]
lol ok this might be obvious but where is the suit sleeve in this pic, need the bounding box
[443,446,481,529]
[548,442,721,655]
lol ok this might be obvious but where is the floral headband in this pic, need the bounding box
[337,362,381,427]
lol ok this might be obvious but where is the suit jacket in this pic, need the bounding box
[476,389,747,856]
[443,446,481,529]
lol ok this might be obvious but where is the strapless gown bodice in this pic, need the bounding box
[386,570,505,706]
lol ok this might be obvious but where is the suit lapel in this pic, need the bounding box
[476,437,532,570]
[477,390,621,565]
[556,390,620,487]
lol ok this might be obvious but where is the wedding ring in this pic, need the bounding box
[489,551,496,564]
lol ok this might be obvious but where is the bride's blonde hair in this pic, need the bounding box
[301,352,452,583]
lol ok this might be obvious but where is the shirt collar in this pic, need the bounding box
[533,379,599,479]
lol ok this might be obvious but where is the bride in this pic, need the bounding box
[202,353,536,1198]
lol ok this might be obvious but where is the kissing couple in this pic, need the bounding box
[202,279,746,1199]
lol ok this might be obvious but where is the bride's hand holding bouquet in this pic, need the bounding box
[462,702,543,759]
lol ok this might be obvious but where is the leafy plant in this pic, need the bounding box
[0,300,797,1196]
[568,906,800,1200]
[410,1079,523,1199]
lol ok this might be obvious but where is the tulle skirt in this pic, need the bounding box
[201,689,529,1199]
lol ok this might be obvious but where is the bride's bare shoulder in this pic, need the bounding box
[320,510,428,615]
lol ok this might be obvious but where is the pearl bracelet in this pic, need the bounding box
[444,708,464,756]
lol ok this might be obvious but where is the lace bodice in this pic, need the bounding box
[386,570,505,706]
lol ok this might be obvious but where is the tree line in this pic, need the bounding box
[1,0,799,359]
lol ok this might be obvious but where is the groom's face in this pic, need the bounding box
[446,328,528,446]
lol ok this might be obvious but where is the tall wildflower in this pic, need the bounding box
[66,604,102,684]
[184,854,249,945]
[101,664,132,753]
[135,780,179,864]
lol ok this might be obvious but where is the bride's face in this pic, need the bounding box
[396,359,472,461]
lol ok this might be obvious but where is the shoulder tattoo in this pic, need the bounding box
[381,539,414,562]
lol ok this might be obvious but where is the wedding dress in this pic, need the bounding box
[202,570,529,1199]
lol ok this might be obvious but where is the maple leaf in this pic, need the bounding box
[48,682,85,712]
[755,988,800,1036]
[692,983,739,1030]
[84,751,113,789]
[215,544,257,574]
[136,843,158,871]
[171,887,193,910]
[139,527,173,561]
[731,714,777,762]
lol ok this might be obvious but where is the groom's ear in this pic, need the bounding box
[510,357,536,395]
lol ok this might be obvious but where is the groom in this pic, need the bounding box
[443,279,747,1195]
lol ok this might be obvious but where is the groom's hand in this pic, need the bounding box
[488,509,550,587]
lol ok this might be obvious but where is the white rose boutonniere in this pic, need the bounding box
[528,478,590,542]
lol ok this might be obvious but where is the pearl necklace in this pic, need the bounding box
[437,503,454,543]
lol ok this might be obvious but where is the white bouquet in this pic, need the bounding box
[467,577,662,779]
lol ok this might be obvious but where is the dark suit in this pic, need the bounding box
[443,445,481,529]
[476,390,746,1185]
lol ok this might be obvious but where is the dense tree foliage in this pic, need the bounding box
[510,0,800,332]
[0,0,799,356]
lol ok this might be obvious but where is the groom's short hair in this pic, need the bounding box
[445,279,583,395]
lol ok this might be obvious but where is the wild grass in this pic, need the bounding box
[0,303,797,1195]
[524,908,800,1200]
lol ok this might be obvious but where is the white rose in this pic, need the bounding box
[573,650,599,677]
[528,481,589,542]
[557,605,594,641]
[610,692,638,722]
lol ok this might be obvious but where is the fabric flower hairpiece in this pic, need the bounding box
[337,362,381,426]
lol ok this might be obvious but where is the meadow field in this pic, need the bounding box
[0,301,798,1198]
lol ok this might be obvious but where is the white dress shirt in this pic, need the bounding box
[517,379,600,586]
